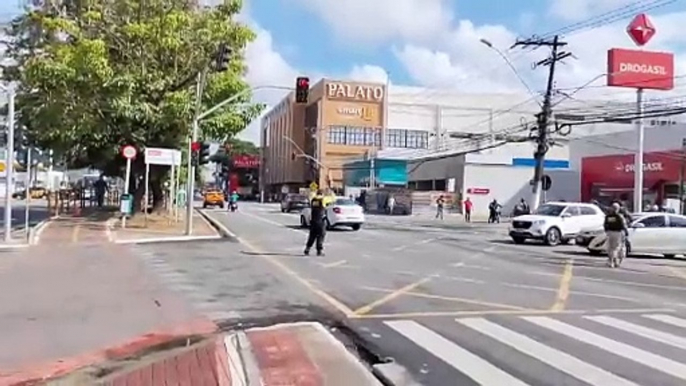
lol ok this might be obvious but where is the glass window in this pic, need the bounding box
[668,215,686,227]
[565,206,581,216]
[385,129,429,149]
[580,206,597,215]
[328,126,346,144]
[335,198,356,206]
[637,215,666,228]
[347,127,366,146]
[535,204,566,216]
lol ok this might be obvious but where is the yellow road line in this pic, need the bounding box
[551,259,574,311]
[322,260,347,268]
[362,286,528,310]
[240,238,356,318]
[71,225,81,243]
[353,277,432,316]
[351,307,677,320]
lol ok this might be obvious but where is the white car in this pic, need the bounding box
[300,197,365,230]
[587,213,686,258]
[509,202,605,246]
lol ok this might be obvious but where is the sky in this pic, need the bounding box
[2,0,686,144]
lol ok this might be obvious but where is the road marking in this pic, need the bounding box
[585,315,686,350]
[524,316,686,381]
[643,314,686,329]
[353,277,432,316]
[501,282,641,303]
[451,262,491,270]
[321,260,347,268]
[202,213,356,318]
[361,286,528,311]
[443,276,485,284]
[530,270,686,291]
[385,320,530,386]
[351,307,676,320]
[457,318,639,386]
[392,238,436,252]
[551,259,574,311]
[71,225,80,243]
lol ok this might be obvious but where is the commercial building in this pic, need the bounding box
[259,76,683,216]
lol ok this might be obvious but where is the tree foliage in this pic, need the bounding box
[2,0,263,180]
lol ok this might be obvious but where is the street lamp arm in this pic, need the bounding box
[282,135,327,170]
[197,85,294,122]
[480,39,541,106]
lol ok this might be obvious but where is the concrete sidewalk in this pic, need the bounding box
[0,241,216,385]
[51,323,383,386]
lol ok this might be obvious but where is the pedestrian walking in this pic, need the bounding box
[387,195,396,215]
[463,197,473,222]
[304,190,327,256]
[435,195,445,220]
[604,202,628,268]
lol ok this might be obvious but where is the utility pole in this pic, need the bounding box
[512,35,571,210]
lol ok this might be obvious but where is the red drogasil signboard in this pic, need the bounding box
[606,48,674,90]
[232,154,259,169]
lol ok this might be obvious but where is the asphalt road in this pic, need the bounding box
[136,202,686,386]
[0,201,49,231]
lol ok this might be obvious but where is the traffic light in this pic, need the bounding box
[191,141,201,166]
[215,43,232,72]
[199,142,211,165]
[295,77,309,104]
[291,152,297,161]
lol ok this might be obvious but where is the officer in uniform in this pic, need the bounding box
[304,190,326,256]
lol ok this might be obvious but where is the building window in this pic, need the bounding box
[385,129,429,149]
[328,126,347,144]
[327,126,381,146]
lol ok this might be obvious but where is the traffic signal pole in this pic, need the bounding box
[184,82,294,235]
[3,85,15,242]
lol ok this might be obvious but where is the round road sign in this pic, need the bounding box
[122,145,137,159]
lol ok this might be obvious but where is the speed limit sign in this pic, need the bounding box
[121,145,137,159]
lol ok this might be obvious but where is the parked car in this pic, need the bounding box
[509,202,605,246]
[300,197,365,230]
[587,213,686,258]
[281,193,310,213]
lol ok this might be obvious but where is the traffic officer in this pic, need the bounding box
[304,189,326,256]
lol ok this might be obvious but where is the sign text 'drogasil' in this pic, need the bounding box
[327,83,384,101]
[607,48,674,90]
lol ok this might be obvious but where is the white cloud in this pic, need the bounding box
[347,64,390,84]
[292,0,453,46]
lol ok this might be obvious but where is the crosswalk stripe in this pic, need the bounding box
[643,314,686,329]
[385,320,529,386]
[585,315,686,350]
[457,318,639,386]
[524,316,686,381]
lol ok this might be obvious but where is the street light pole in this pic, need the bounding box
[4,85,15,242]
[633,88,645,212]
[184,84,294,234]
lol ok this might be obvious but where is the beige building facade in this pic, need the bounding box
[260,79,387,194]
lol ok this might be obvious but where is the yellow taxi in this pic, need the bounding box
[202,188,225,209]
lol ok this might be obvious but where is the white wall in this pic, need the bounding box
[463,164,580,218]
[567,123,686,169]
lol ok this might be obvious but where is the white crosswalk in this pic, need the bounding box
[383,313,686,386]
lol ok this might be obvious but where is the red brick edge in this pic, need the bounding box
[0,318,218,386]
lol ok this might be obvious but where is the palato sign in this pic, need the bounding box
[327,83,384,101]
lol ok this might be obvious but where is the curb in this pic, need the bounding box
[29,216,56,246]
[114,234,222,245]
[197,209,238,238]
[0,318,218,386]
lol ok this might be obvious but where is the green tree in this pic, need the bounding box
[2,0,263,210]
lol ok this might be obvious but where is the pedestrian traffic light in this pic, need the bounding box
[215,43,232,72]
[295,77,309,104]
[199,142,211,165]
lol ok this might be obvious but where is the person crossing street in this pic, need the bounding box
[304,190,327,256]
[604,202,628,268]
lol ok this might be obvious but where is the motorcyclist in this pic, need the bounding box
[304,190,326,256]
[604,202,628,268]
[488,199,502,223]
[229,191,239,210]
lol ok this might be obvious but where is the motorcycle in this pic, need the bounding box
[230,201,238,212]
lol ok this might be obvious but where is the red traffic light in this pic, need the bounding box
[191,141,201,152]
[297,77,309,88]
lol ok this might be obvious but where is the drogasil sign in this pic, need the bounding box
[607,48,674,90]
